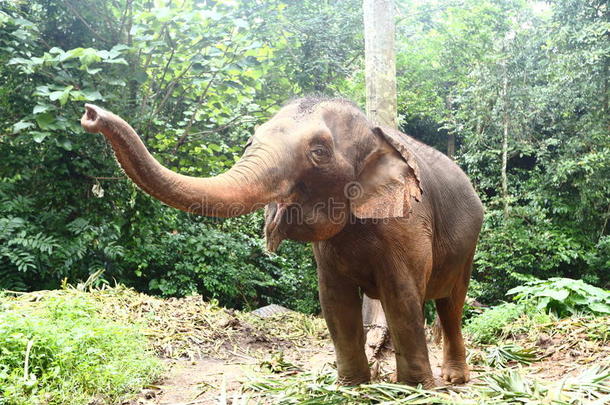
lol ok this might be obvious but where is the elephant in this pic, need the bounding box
[80,97,483,387]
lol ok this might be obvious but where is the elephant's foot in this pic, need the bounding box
[441,361,469,384]
[406,375,436,389]
[391,371,436,389]
[336,372,370,386]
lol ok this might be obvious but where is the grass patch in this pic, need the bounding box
[0,289,162,405]
[464,303,523,344]
[464,303,554,344]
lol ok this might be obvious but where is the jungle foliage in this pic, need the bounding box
[0,0,608,311]
[0,288,161,404]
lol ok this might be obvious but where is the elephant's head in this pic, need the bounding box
[81,97,422,252]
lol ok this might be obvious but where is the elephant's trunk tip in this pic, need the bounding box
[81,103,104,133]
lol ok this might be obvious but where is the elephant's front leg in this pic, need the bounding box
[378,266,435,387]
[316,255,369,385]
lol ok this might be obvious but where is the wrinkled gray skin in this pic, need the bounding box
[81,97,483,387]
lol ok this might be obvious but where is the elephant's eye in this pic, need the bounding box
[310,146,331,164]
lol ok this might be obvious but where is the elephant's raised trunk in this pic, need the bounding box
[81,104,276,217]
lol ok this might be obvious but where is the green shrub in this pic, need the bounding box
[465,277,610,344]
[125,214,319,313]
[464,303,524,344]
[471,208,592,305]
[0,291,162,405]
[507,277,610,317]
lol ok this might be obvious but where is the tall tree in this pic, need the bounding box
[362,0,396,366]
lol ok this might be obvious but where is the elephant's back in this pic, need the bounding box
[401,134,484,254]
[401,135,481,210]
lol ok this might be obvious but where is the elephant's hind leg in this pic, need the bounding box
[434,251,474,384]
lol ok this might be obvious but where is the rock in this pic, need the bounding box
[251,304,293,318]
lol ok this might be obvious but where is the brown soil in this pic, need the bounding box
[127,343,337,404]
[123,333,453,404]
[119,298,609,404]
[128,325,609,405]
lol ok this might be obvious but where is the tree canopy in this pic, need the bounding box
[1,0,608,310]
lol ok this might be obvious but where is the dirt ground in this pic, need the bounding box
[128,318,610,405]
[101,291,609,404]
[132,334,339,404]
[143,347,338,405]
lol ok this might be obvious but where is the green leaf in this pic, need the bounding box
[8,57,31,66]
[155,7,173,22]
[578,283,607,297]
[49,86,73,106]
[35,113,55,130]
[108,78,126,87]
[111,44,130,53]
[33,104,51,114]
[589,302,610,314]
[536,296,551,311]
[78,48,102,66]
[506,286,526,296]
[104,58,128,65]
[134,71,148,83]
[48,47,64,55]
[56,138,73,151]
[540,289,570,301]
[81,90,103,101]
[31,131,50,143]
[12,121,34,133]
[65,47,84,60]
[34,86,51,97]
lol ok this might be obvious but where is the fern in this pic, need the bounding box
[66,218,91,235]
[0,216,25,235]
[8,231,58,254]
[0,267,26,290]
[1,195,34,214]
[0,213,59,277]
[103,242,125,260]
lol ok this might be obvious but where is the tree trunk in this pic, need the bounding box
[447,133,456,159]
[364,0,397,128]
[598,0,610,239]
[445,96,456,159]
[362,0,396,368]
[501,60,509,219]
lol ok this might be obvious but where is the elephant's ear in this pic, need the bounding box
[350,126,422,219]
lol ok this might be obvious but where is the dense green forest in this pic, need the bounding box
[1,0,608,313]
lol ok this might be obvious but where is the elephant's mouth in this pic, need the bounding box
[264,199,347,251]
[264,202,288,252]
